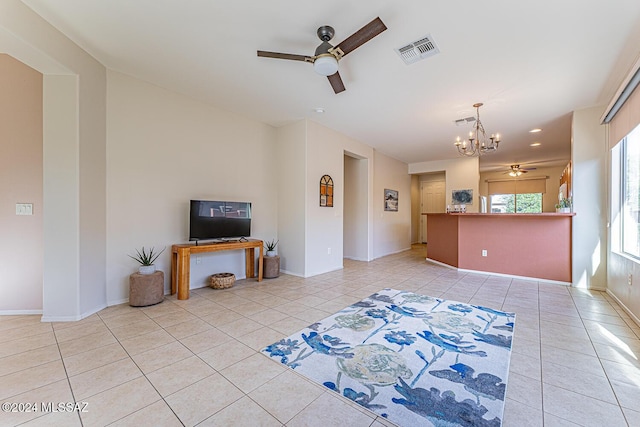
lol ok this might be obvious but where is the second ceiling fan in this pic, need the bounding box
[257,17,387,94]
[507,165,536,176]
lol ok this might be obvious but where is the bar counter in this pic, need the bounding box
[425,213,574,283]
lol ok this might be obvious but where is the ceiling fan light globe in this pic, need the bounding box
[313,55,339,76]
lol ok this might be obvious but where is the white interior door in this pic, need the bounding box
[420,180,446,243]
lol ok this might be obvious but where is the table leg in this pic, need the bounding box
[177,249,190,300]
[258,246,263,282]
[246,248,255,278]
[171,250,177,295]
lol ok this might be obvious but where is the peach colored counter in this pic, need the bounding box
[425,213,574,282]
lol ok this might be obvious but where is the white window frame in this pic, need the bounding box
[621,127,640,260]
[489,193,543,213]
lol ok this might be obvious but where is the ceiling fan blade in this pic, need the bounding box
[327,72,345,94]
[334,17,387,57]
[257,50,312,62]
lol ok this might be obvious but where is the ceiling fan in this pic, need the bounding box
[506,164,536,177]
[257,17,387,94]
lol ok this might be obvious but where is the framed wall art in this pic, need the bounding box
[452,189,473,205]
[384,189,398,212]
[320,175,334,207]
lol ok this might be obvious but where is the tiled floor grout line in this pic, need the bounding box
[533,280,547,427]
[89,309,188,427]
[539,284,585,427]
[571,291,632,427]
[50,328,82,426]
[97,292,309,427]
[22,321,87,426]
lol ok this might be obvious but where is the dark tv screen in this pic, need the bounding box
[189,200,251,241]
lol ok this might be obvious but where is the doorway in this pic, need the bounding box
[420,177,446,243]
[344,153,368,260]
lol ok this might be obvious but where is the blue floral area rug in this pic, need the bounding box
[262,288,515,427]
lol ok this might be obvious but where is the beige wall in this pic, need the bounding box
[277,119,411,276]
[305,121,347,275]
[572,106,608,290]
[43,74,81,320]
[1,0,107,321]
[106,71,278,303]
[410,175,420,243]
[305,120,376,275]
[344,155,369,260]
[0,54,43,313]
[409,157,480,212]
[373,152,412,258]
[276,121,307,276]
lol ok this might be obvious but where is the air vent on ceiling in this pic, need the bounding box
[395,34,440,65]
[454,116,476,126]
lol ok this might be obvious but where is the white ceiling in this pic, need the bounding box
[21,0,640,172]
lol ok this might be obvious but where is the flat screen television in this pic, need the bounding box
[189,200,251,241]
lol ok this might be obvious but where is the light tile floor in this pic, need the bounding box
[2,245,640,426]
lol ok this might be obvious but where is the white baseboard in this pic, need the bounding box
[0,309,43,316]
[585,285,608,292]
[426,258,571,286]
[426,258,457,270]
[305,265,344,278]
[279,269,304,278]
[606,289,640,328]
[344,256,369,261]
[41,304,109,322]
[41,314,82,322]
[82,303,107,318]
[372,246,412,260]
[107,298,129,306]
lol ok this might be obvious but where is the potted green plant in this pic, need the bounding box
[555,197,572,213]
[264,239,278,257]
[129,246,165,274]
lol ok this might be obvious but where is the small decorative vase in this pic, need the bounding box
[138,265,156,275]
[266,250,276,257]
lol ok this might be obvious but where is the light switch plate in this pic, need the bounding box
[16,203,33,215]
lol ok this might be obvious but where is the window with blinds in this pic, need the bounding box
[487,178,547,195]
[604,62,640,260]
[486,177,546,213]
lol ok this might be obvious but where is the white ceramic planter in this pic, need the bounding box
[138,265,157,275]
[266,250,276,257]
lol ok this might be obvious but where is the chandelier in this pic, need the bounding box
[454,103,501,156]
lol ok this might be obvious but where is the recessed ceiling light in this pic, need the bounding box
[529,128,542,133]
[314,108,325,114]
[530,142,541,147]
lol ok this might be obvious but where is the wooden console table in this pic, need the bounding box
[171,239,263,300]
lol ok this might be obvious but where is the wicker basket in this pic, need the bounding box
[209,272,236,289]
